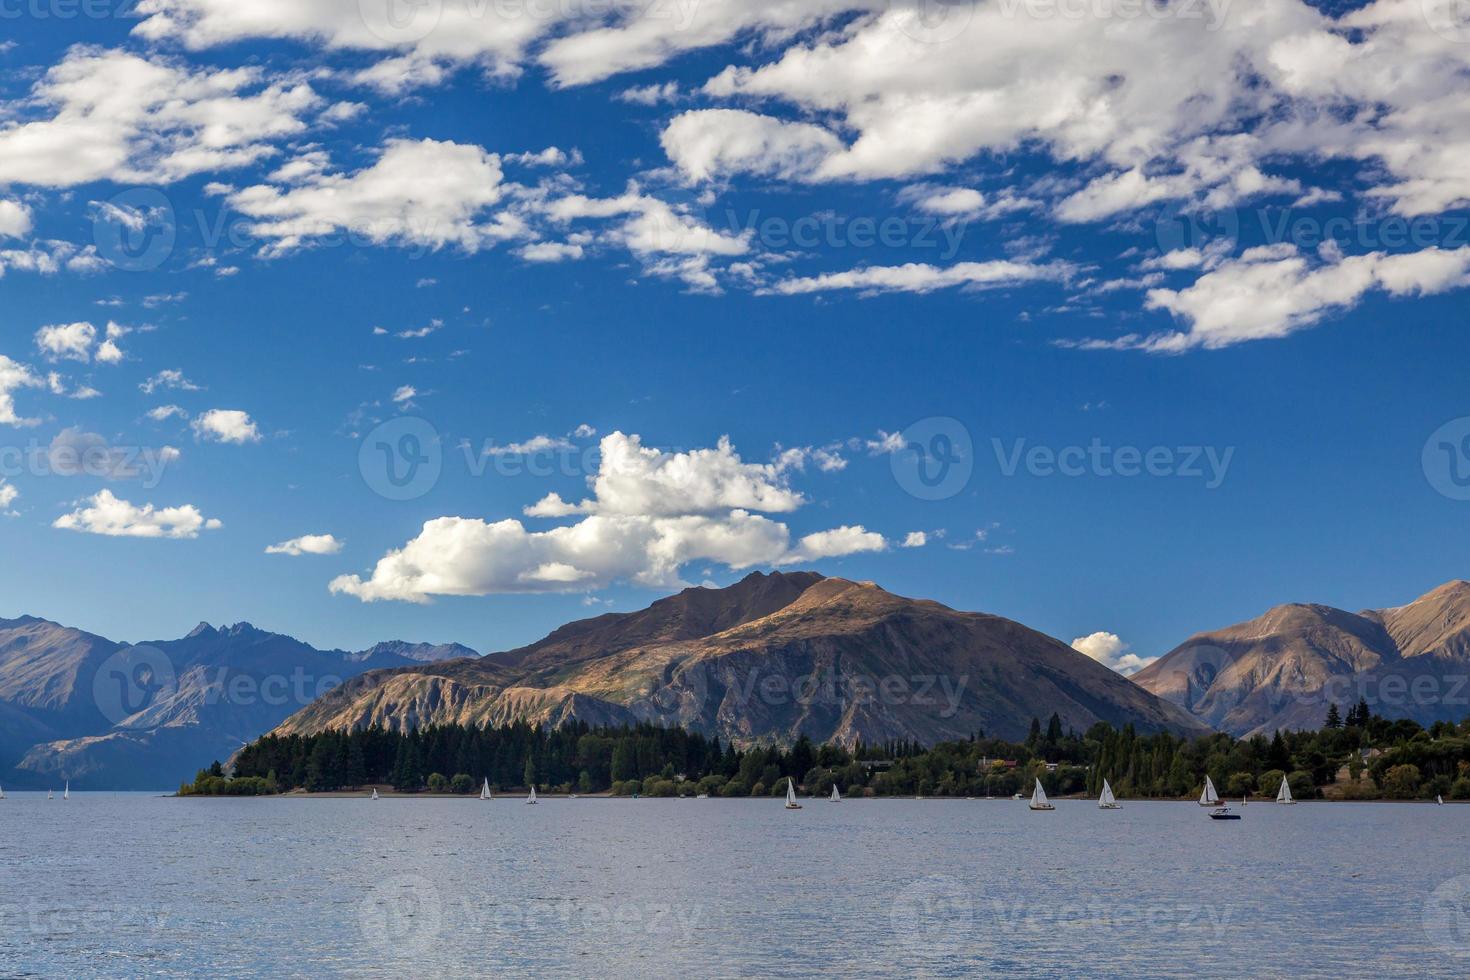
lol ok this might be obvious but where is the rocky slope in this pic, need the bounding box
[1133,580,1470,736]
[0,617,475,789]
[271,572,1208,746]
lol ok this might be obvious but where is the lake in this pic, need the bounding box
[4,794,1468,977]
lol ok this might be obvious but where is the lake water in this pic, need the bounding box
[4,794,1469,978]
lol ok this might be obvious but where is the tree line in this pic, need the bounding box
[179,699,1470,801]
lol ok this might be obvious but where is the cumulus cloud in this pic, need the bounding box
[1071,631,1158,677]
[192,408,261,444]
[0,478,17,513]
[901,531,927,548]
[0,200,33,238]
[660,109,843,183]
[332,431,886,601]
[35,322,97,362]
[266,533,343,556]
[140,369,201,395]
[0,355,42,426]
[225,139,518,254]
[0,46,324,187]
[53,489,221,539]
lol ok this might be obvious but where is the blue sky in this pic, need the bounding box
[2,1,1469,674]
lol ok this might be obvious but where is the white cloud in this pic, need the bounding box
[392,385,417,404]
[768,259,1074,296]
[95,339,124,364]
[192,408,261,444]
[139,369,201,394]
[35,322,97,362]
[266,533,343,556]
[226,139,516,254]
[0,478,17,513]
[0,355,42,426]
[333,431,887,601]
[1071,631,1158,677]
[1134,245,1470,352]
[517,241,584,263]
[660,109,843,183]
[901,531,927,548]
[53,489,221,539]
[486,434,574,456]
[147,404,189,421]
[0,200,32,238]
[573,423,597,438]
[0,46,323,187]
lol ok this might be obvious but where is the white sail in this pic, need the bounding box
[1031,779,1049,807]
[1276,776,1293,803]
[1438,794,1445,805]
[0,784,5,799]
[527,785,537,804]
[1099,779,1116,807]
[1200,776,1219,805]
[830,784,841,802]
[481,778,492,800]
[63,781,69,801]
[786,779,798,806]
[47,789,53,800]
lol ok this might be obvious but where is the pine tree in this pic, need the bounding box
[1325,703,1342,729]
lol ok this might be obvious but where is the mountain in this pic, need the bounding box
[1132,580,1470,737]
[269,572,1207,747]
[0,617,476,790]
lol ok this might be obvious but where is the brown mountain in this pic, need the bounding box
[1132,580,1470,737]
[270,571,1207,745]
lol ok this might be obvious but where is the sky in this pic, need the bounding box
[2,0,1469,674]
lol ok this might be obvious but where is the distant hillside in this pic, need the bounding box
[1133,580,1470,736]
[0,616,476,789]
[270,571,1207,747]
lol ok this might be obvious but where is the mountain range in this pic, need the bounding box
[1133,580,1470,736]
[0,616,474,790]
[267,571,1207,747]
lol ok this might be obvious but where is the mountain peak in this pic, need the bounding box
[185,622,216,639]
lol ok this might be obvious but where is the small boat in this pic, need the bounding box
[569,794,579,799]
[526,786,538,805]
[63,782,69,801]
[1011,792,1024,800]
[1209,805,1241,820]
[1028,779,1055,811]
[371,788,379,800]
[1437,794,1445,806]
[47,789,53,800]
[1098,778,1121,810]
[830,784,841,803]
[695,793,709,799]
[0,784,6,799]
[1276,776,1296,805]
[480,778,492,801]
[1198,775,1221,807]
[784,778,802,810]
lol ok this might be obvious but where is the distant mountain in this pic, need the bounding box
[0,617,477,790]
[270,572,1207,746]
[1132,581,1470,737]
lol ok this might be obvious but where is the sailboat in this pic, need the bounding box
[1028,778,1055,811]
[63,782,69,801]
[1437,794,1445,806]
[784,778,802,810]
[0,784,6,799]
[1276,776,1296,805]
[1198,775,1222,807]
[371,788,379,800]
[526,785,538,805]
[480,778,492,801]
[47,789,53,800]
[1098,779,1121,810]
[830,784,841,803]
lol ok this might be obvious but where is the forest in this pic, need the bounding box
[180,699,1470,801]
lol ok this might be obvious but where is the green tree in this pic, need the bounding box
[1325,703,1342,729]
[523,756,537,790]
[1381,763,1422,799]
